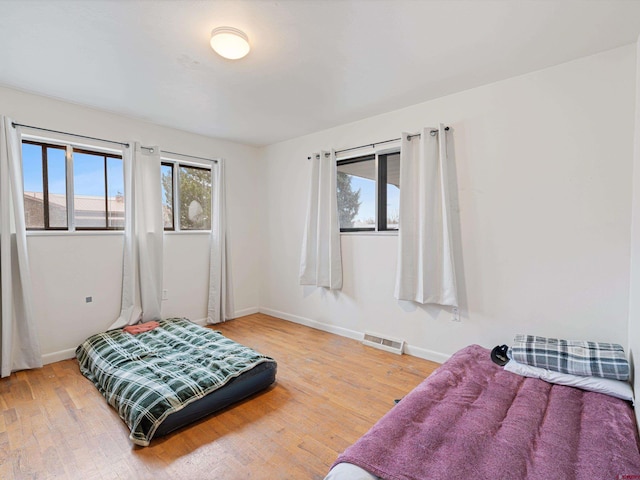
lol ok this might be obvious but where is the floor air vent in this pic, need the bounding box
[363,332,405,355]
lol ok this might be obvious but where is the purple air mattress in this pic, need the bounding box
[331,344,640,480]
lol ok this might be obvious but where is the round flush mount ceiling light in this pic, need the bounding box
[210,26,250,60]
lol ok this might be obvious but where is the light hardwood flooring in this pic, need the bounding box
[0,313,439,480]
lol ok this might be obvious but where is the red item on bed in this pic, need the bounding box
[123,321,160,335]
[332,344,640,480]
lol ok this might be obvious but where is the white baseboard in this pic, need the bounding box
[258,307,450,364]
[40,307,450,367]
[233,307,260,319]
[259,307,363,341]
[404,345,451,364]
[42,348,77,365]
[190,306,260,327]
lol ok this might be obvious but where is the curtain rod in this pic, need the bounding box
[11,122,130,148]
[334,126,449,156]
[140,145,218,164]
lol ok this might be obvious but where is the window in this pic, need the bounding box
[337,151,400,232]
[161,161,212,231]
[22,140,124,231]
[161,163,174,230]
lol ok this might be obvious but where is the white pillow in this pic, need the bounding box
[504,359,634,403]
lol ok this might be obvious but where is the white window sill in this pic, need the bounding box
[26,230,124,237]
[163,230,211,235]
[340,231,399,236]
[26,230,212,237]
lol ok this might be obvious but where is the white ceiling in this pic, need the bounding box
[1,1,640,147]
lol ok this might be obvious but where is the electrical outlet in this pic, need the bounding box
[452,307,460,322]
[162,289,168,300]
[85,296,93,303]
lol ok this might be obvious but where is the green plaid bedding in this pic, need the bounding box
[509,334,629,381]
[75,318,276,446]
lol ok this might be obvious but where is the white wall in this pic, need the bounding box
[3,44,636,368]
[260,45,637,362]
[627,36,640,429]
[0,86,264,362]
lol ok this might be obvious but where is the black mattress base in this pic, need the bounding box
[154,361,277,438]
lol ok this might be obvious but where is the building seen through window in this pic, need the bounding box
[22,140,124,231]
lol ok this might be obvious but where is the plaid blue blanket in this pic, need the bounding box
[509,334,629,381]
[76,318,276,446]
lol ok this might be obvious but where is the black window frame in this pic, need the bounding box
[161,160,213,232]
[337,151,400,233]
[378,151,400,232]
[21,140,124,231]
[337,155,376,232]
[72,147,125,231]
[161,162,175,231]
[22,140,67,231]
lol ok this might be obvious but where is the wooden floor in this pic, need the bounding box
[0,313,439,480]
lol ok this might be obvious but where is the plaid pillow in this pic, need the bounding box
[508,334,629,381]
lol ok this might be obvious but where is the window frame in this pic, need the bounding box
[22,140,68,231]
[161,159,213,233]
[72,147,125,231]
[337,154,376,233]
[21,139,124,232]
[377,151,400,232]
[161,162,175,231]
[336,150,400,233]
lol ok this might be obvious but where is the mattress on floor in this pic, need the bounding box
[76,318,277,446]
[328,344,640,480]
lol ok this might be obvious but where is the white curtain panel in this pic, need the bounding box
[207,158,234,324]
[114,144,138,328]
[299,150,343,289]
[0,117,42,377]
[111,143,164,329]
[395,125,458,306]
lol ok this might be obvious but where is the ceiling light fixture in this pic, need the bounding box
[210,27,250,60]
